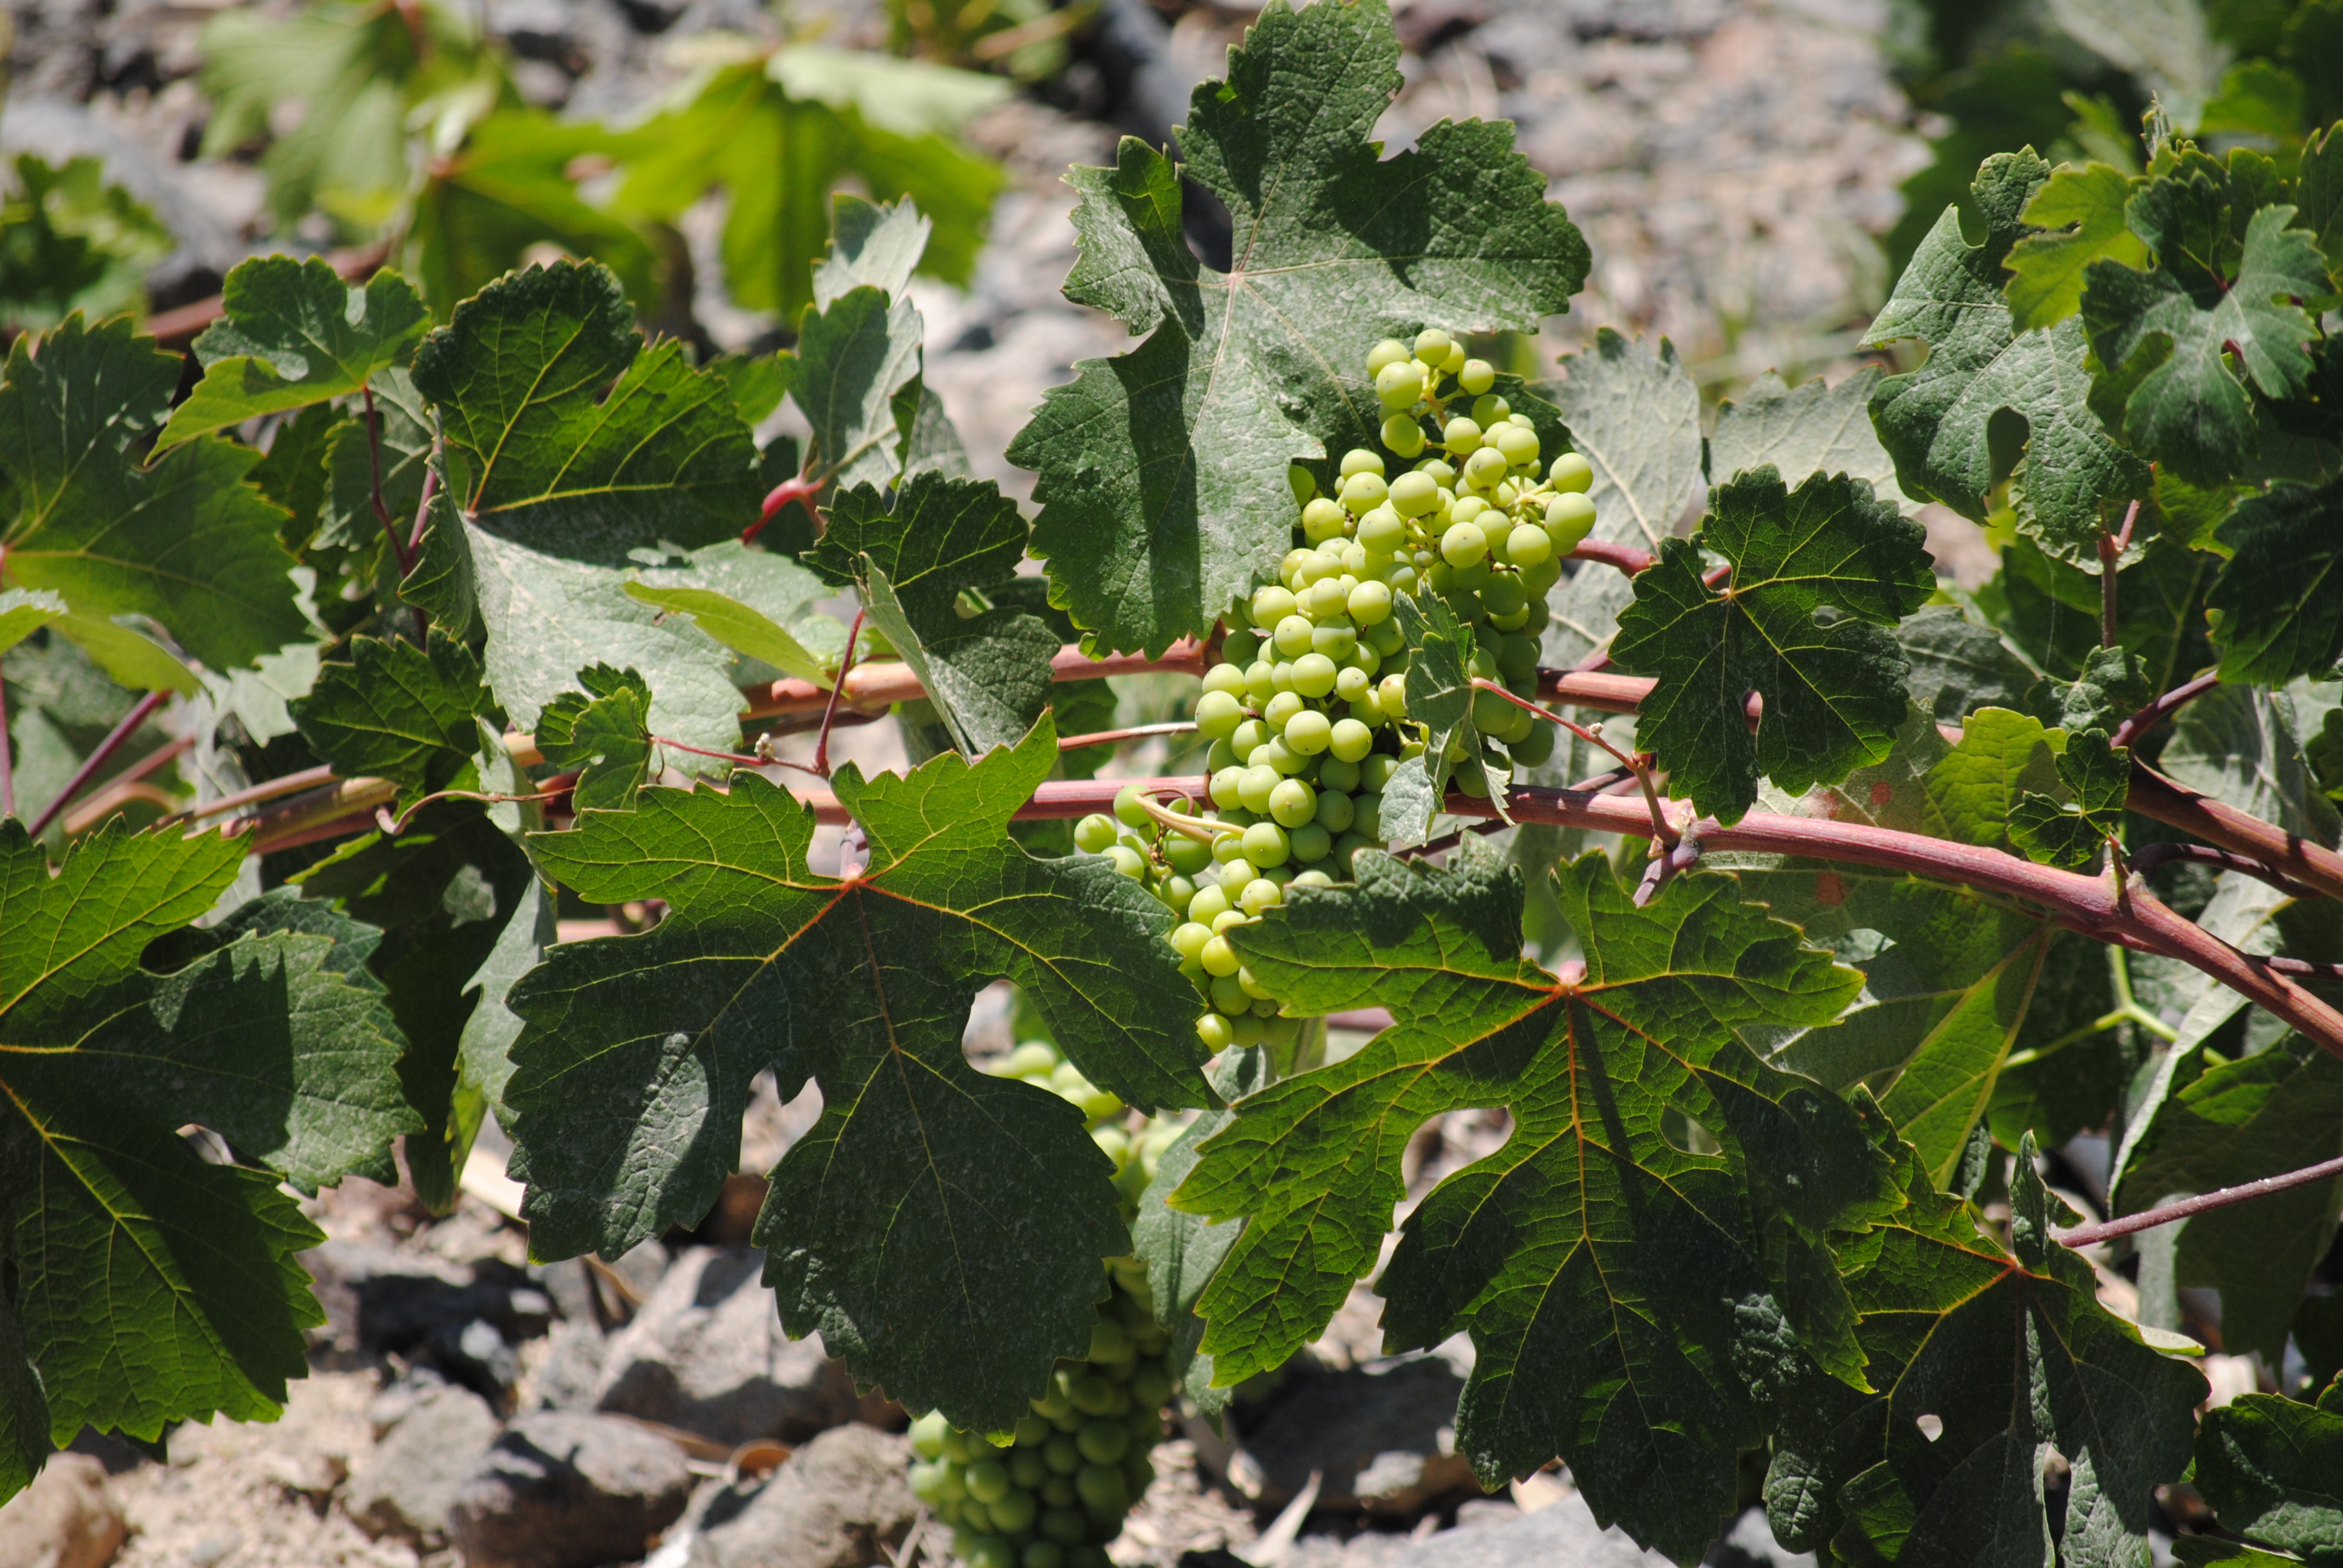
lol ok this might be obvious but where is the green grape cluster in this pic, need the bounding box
[981,1034,1184,1217]
[908,1270,1174,1568]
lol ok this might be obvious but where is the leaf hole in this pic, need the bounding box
[1915,1413,1943,1443]
[1660,1108,1720,1156]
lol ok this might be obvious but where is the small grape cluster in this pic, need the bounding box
[982,1034,1184,1218]
[908,1269,1173,1568]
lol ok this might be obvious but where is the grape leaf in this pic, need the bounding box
[0,821,417,1493]
[621,583,834,690]
[2208,472,2343,684]
[2160,682,2342,846]
[1538,329,1705,550]
[408,262,764,755]
[1609,465,1935,825]
[536,665,655,812]
[1379,592,1508,846]
[2192,1378,2343,1566]
[816,195,933,307]
[1864,150,2152,566]
[2003,163,2148,333]
[1892,604,2046,727]
[501,719,1209,1428]
[0,153,172,333]
[2010,728,2130,869]
[157,258,429,449]
[293,797,550,1214]
[1008,0,1588,656]
[1188,846,1888,1563]
[2113,1036,2343,1363]
[2053,644,2152,733]
[792,286,926,492]
[0,589,67,658]
[290,633,493,811]
[1765,1134,2204,1567]
[0,315,307,671]
[318,366,429,555]
[1709,367,1915,512]
[1132,1049,1265,1428]
[607,51,1003,320]
[2081,159,2334,487]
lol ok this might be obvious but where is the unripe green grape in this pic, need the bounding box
[1493,423,1540,467]
[1522,555,1564,597]
[1338,471,1388,513]
[1235,658,1273,704]
[1310,622,1358,661]
[911,1461,949,1505]
[1328,717,1375,763]
[1441,520,1488,568]
[1273,616,1314,658]
[1110,784,1150,829]
[1231,1010,1266,1048]
[1300,576,1343,618]
[1452,557,1493,592]
[1463,446,1509,489]
[1281,710,1330,756]
[1387,470,1441,518]
[1075,1414,1126,1462]
[969,1536,1017,1568]
[1450,493,1489,524]
[1288,463,1316,505]
[1012,1449,1051,1488]
[1268,777,1317,828]
[1378,674,1409,717]
[1167,835,1213,875]
[1319,754,1362,792]
[1549,451,1593,492]
[1366,620,1408,661]
[1210,975,1250,1015]
[1242,821,1291,867]
[1207,766,1242,812]
[1388,563,1420,596]
[1131,1363,1175,1408]
[1075,1465,1128,1515]
[1194,689,1244,742]
[1443,416,1482,455]
[1380,413,1427,458]
[1481,574,1527,617]
[1288,820,1332,864]
[1458,358,1496,396]
[913,1410,951,1460]
[1187,883,1232,927]
[969,1459,1012,1504]
[1413,327,1453,363]
[1104,845,1146,880]
[1374,359,1426,409]
[1333,664,1373,705]
[1072,814,1117,854]
[1301,498,1349,544]
[1262,690,1304,733]
[1497,631,1541,683]
[1251,584,1298,627]
[1204,661,1247,698]
[1545,491,1597,551]
[1195,1010,1234,1050]
[1040,1508,1087,1545]
[1339,447,1385,479]
[1240,877,1285,916]
[1504,521,1553,569]
[1161,875,1196,915]
[1367,337,1412,374]
[1312,788,1356,835]
[1440,341,1467,375]
[1355,507,1407,557]
[1026,1541,1066,1568]
[1199,933,1239,977]
[1470,393,1510,425]
[1416,456,1457,485]
[1359,754,1398,792]
[1003,1042,1059,1080]
[1260,735,1308,775]
[1331,832,1374,875]
[1347,580,1394,625]
[1170,922,1213,965]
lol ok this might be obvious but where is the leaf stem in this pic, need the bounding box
[1058,721,1198,751]
[813,609,867,779]
[26,688,170,839]
[2109,671,2220,751]
[2054,1152,2343,1249]
[746,474,824,544]
[1470,676,1677,846]
[363,385,410,577]
[650,734,823,776]
[2096,498,2141,647]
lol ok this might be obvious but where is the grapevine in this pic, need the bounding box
[7,1,2343,1564]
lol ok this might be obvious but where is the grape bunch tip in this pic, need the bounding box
[1072,328,1602,1055]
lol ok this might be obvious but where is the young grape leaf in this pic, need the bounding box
[157,258,429,449]
[290,633,493,811]
[2002,162,2147,333]
[0,588,67,658]
[2207,472,2343,684]
[791,286,926,493]
[0,315,307,670]
[2192,1378,2343,1565]
[1008,0,1588,656]
[0,821,418,1495]
[1379,592,1508,846]
[2010,728,2130,869]
[816,195,933,307]
[1864,150,2152,566]
[536,665,655,812]
[1536,329,1705,550]
[810,472,1058,757]
[2113,1036,2343,1363]
[1708,367,1915,512]
[1609,465,1935,825]
[501,719,1210,1428]
[1765,1134,2204,1567]
[1187,846,1888,1563]
[293,797,551,1213]
[628,535,846,686]
[621,583,834,690]
[2053,644,2152,733]
[2081,154,2334,487]
[408,261,764,756]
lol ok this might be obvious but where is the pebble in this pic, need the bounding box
[0,1455,128,1568]
[447,1410,695,1568]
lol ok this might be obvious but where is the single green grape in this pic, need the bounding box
[1367,337,1413,374]
[1549,451,1593,492]
[1381,414,1427,458]
[1413,327,1453,363]
[1458,357,1495,395]
[1443,416,1482,455]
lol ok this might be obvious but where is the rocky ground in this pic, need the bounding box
[2,0,1941,1563]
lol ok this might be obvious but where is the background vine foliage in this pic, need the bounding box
[4,0,2343,1563]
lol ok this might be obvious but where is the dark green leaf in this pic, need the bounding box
[0,316,307,670]
[1865,150,2152,565]
[2010,727,2129,869]
[290,632,492,810]
[1892,604,2045,727]
[159,258,429,449]
[1009,0,1588,655]
[2209,473,2343,684]
[0,154,172,332]
[318,367,429,554]
[791,286,925,492]
[1185,846,1881,1563]
[1610,465,1935,824]
[2081,160,2334,487]
[249,402,348,553]
[536,665,655,812]
[0,820,416,1481]
[2052,644,2151,733]
[502,720,1208,1427]
[2193,1378,2343,1564]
